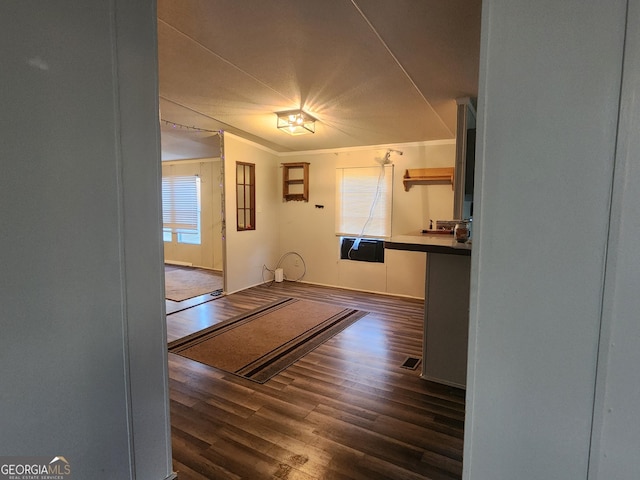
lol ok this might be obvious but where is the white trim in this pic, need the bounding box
[164,260,192,267]
[222,129,456,158]
[222,131,280,155]
[226,278,424,300]
[161,156,221,165]
[420,373,466,390]
[278,138,456,157]
[298,279,424,300]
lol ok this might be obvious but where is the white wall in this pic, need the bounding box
[0,2,173,479]
[219,137,455,297]
[464,1,627,479]
[277,141,456,298]
[222,133,281,293]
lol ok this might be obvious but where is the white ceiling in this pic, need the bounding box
[157,0,482,158]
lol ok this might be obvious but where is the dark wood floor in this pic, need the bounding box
[167,281,465,480]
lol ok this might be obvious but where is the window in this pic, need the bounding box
[335,165,393,238]
[161,175,201,244]
[236,162,255,231]
[177,213,201,244]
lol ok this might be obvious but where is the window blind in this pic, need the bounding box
[162,175,199,231]
[335,165,393,238]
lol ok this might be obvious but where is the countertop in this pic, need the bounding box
[384,232,472,256]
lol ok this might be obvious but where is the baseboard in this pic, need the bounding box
[225,278,270,295]
[298,279,425,300]
[165,260,192,267]
[192,266,223,273]
[227,278,424,300]
[419,373,466,390]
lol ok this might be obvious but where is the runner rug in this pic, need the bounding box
[168,297,368,383]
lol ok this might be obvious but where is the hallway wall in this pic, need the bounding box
[0,2,173,479]
[464,1,629,479]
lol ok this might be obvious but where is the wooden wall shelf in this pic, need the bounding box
[403,167,455,191]
[282,162,310,201]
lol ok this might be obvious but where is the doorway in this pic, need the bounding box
[161,158,224,273]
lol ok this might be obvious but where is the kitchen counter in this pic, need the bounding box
[385,232,471,388]
[385,232,471,256]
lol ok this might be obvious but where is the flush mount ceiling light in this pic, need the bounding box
[276,110,316,135]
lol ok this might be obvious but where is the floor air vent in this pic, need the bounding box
[401,356,421,370]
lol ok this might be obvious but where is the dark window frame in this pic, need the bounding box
[236,162,256,231]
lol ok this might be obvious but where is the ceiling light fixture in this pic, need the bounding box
[276,110,316,135]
